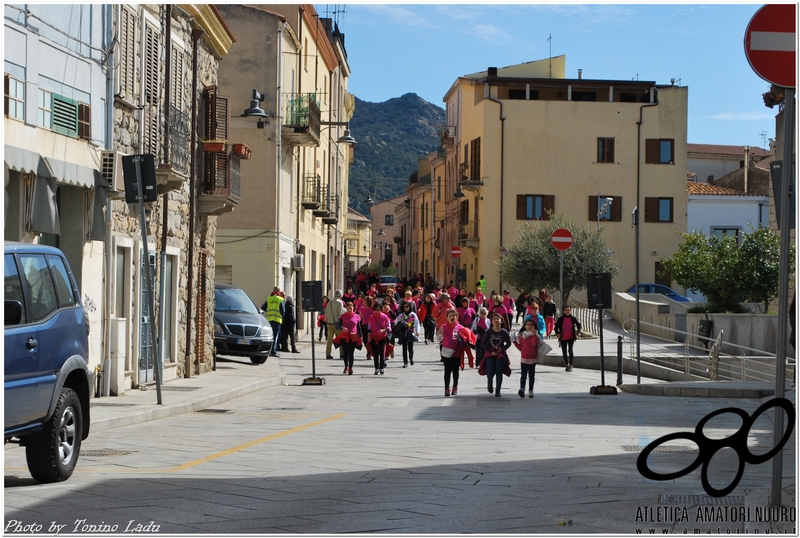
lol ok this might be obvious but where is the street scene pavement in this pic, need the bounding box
[4,322,796,535]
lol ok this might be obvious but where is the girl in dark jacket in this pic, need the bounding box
[480,313,512,397]
[554,305,581,371]
[280,296,299,353]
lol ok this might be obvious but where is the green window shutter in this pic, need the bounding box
[51,94,78,138]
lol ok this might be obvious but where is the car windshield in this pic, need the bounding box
[215,288,259,314]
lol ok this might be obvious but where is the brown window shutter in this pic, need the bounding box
[78,102,91,140]
[612,196,622,222]
[4,74,9,117]
[645,139,659,164]
[204,85,229,141]
[516,194,527,220]
[588,196,596,221]
[543,195,555,219]
[644,197,658,222]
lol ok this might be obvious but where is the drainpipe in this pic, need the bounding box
[103,3,115,397]
[635,94,659,384]
[185,27,202,378]
[486,79,505,292]
[743,145,749,193]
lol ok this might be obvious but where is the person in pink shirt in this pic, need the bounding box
[367,302,391,375]
[489,296,510,330]
[501,290,516,328]
[436,309,465,397]
[338,302,361,375]
[357,296,374,360]
[457,297,476,328]
[513,318,541,398]
[447,282,458,302]
[475,287,486,310]
[554,305,582,372]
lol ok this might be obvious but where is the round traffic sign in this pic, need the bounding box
[744,4,796,88]
[451,246,462,258]
[550,228,573,251]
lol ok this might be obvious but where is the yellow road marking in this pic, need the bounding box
[5,414,345,475]
[166,413,345,472]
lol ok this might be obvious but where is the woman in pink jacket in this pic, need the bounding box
[513,318,540,398]
[367,302,391,375]
[437,309,465,397]
[339,302,361,375]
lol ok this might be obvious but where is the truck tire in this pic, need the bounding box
[25,387,83,483]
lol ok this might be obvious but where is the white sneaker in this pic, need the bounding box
[380,369,385,375]
[528,390,534,398]
[374,369,379,375]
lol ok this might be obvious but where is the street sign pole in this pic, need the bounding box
[770,88,794,508]
[559,251,564,315]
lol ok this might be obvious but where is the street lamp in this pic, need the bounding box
[319,120,358,145]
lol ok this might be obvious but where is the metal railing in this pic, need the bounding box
[572,307,611,336]
[282,93,320,133]
[459,220,479,241]
[302,174,322,208]
[166,105,190,176]
[621,318,794,385]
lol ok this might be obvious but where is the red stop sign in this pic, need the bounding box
[451,246,462,258]
[744,4,796,88]
[550,228,573,251]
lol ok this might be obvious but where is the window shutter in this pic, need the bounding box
[4,74,9,117]
[612,196,622,222]
[516,194,527,220]
[645,139,659,164]
[588,196,596,221]
[78,102,91,140]
[142,21,160,156]
[171,46,184,110]
[644,197,658,222]
[470,137,480,181]
[203,85,229,141]
[542,195,555,219]
[51,94,79,138]
[118,6,137,102]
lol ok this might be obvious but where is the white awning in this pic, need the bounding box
[4,145,97,188]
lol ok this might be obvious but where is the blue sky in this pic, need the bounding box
[319,3,787,148]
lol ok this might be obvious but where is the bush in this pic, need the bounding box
[687,303,750,314]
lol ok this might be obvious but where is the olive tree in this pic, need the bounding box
[495,213,621,306]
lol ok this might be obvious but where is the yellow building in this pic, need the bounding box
[408,150,445,285]
[441,56,688,296]
[345,207,371,277]
[214,5,354,331]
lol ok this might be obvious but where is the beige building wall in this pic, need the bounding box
[444,58,688,296]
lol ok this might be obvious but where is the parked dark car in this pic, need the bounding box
[4,242,93,483]
[626,283,692,302]
[213,284,274,364]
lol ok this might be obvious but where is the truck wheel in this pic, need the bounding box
[250,356,267,365]
[26,387,82,483]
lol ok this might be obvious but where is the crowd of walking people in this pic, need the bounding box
[318,274,582,398]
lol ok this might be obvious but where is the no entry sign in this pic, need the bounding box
[744,4,796,88]
[551,228,573,251]
[451,246,462,258]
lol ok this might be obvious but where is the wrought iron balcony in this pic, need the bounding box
[312,183,330,217]
[156,105,191,193]
[459,220,479,247]
[302,173,323,209]
[322,194,339,224]
[198,151,241,215]
[281,93,321,146]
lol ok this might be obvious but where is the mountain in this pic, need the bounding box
[347,93,445,215]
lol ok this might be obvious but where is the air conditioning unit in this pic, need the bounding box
[101,150,127,199]
[291,254,305,272]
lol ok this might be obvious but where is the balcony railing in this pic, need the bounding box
[166,105,190,176]
[322,194,339,224]
[459,220,479,245]
[302,173,322,209]
[281,93,321,146]
[198,151,241,215]
[312,184,330,217]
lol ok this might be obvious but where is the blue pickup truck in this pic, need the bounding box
[4,242,93,482]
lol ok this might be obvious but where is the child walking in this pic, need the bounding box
[513,318,540,398]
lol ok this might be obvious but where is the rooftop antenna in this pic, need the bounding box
[760,130,768,149]
[548,33,552,78]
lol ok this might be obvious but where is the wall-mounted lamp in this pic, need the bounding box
[241,89,272,128]
[454,182,482,199]
[377,228,385,236]
[320,121,357,145]
[364,194,374,207]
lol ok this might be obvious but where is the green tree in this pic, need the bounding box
[659,227,793,312]
[495,213,621,306]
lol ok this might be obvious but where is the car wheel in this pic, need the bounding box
[250,356,267,365]
[25,387,82,483]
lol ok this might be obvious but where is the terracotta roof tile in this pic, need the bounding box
[686,181,747,196]
[347,207,370,222]
[688,143,770,158]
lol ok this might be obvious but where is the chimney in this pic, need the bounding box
[488,67,498,78]
[578,69,582,79]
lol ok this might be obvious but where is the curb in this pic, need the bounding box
[91,374,286,433]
